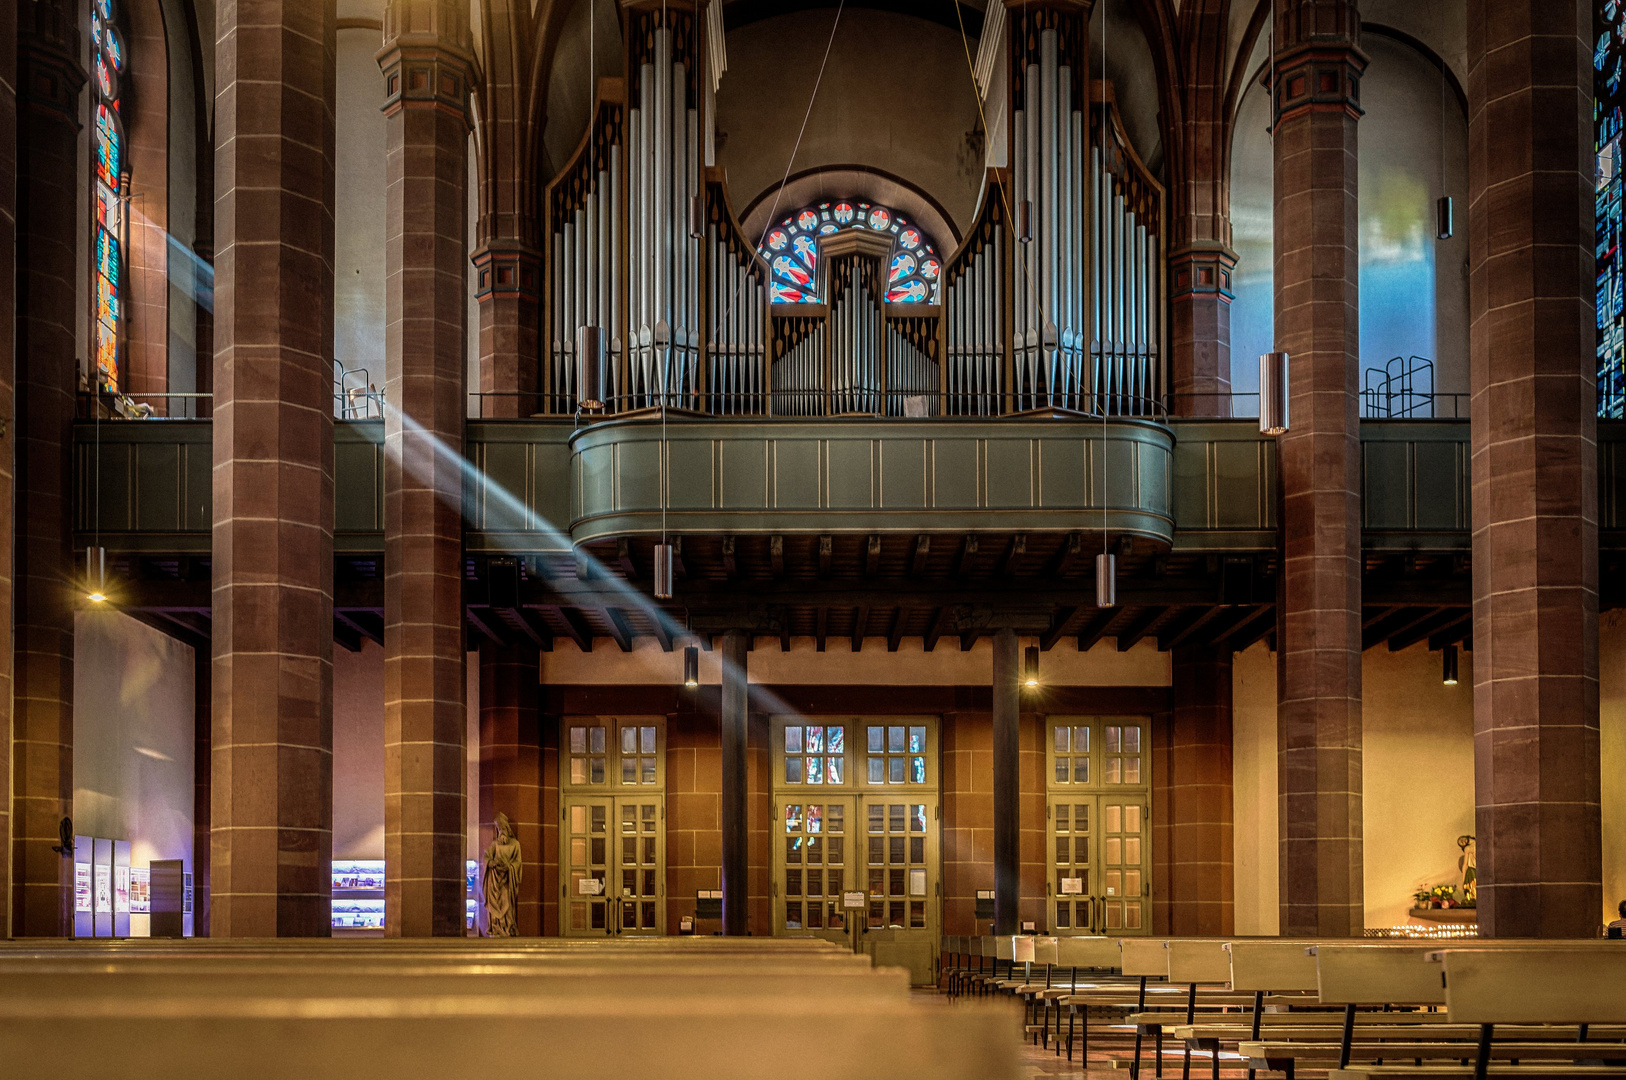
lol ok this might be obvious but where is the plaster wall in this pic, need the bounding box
[1231,642,1278,934]
[72,610,196,936]
[1601,611,1626,925]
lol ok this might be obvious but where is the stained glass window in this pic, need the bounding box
[91,0,127,393]
[1598,0,1626,416]
[759,201,942,305]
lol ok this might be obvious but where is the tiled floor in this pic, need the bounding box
[913,989,1259,1080]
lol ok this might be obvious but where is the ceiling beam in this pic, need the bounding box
[1158,606,1231,651]
[960,630,979,651]
[336,608,385,648]
[1115,607,1164,652]
[1174,604,1253,649]
[815,607,828,652]
[1226,606,1276,652]
[506,606,553,650]
[770,535,784,578]
[603,607,635,652]
[646,609,674,653]
[954,535,978,578]
[546,605,593,652]
[617,538,638,579]
[818,535,832,577]
[1364,607,1438,651]
[997,534,1026,577]
[1427,614,1474,651]
[865,535,881,576]
[1389,609,1467,652]
[888,608,908,652]
[1045,532,1084,579]
[721,536,736,580]
[924,607,954,652]
[465,606,510,648]
[851,604,868,652]
[671,536,688,579]
[1039,605,1080,651]
[1075,608,1118,652]
[909,535,931,577]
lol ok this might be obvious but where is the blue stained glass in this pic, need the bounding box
[828,756,844,784]
[806,756,823,785]
[908,726,926,753]
[807,726,824,754]
[828,726,844,754]
[759,199,940,305]
[911,757,926,784]
[1600,0,1626,417]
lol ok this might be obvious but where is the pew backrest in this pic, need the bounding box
[1226,941,1320,992]
[1055,936,1120,970]
[1166,940,1233,985]
[1119,938,1171,978]
[1442,949,1626,1025]
[1313,945,1444,1006]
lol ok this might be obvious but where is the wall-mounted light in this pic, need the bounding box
[85,546,108,603]
[1442,644,1459,686]
[1259,351,1290,436]
[683,645,699,688]
[1436,196,1453,241]
[576,325,608,411]
[1095,552,1116,608]
[1023,645,1040,690]
[654,542,675,600]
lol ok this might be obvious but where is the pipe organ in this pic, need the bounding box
[538,0,1163,421]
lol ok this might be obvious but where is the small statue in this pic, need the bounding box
[482,812,522,937]
[1457,834,1477,902]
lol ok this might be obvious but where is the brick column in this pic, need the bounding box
[478,642,543,935]
[0,0,16,939]
[991,629,1019,936]
[472,0,540,417]
[379,0,474,937]
[1167,0,1235,417]
[1466,0,1602,936]
[1271,0,1366,937]
[1161,647,1235,934]
[210,0,337,938]
[12,2,80,937]
[720,631,748,934]
[192,644,211,936]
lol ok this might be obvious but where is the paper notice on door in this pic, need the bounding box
[909,869,927,897]
[577,878,604,896]
[1061,877,1084,894]
[843,891,866,909]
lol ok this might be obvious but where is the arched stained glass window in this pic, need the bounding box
[1597,0,1626,417]
[91,0,127,393]
[759,201,942,305]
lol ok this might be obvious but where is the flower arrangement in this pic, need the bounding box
[1414,884,1474,909]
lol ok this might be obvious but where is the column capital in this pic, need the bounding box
[377,12,475,122]
[471,242,543,302]
[1272,41,1368,125]
[1168,244,1237,302]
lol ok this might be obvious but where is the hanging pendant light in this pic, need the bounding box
[1017,199,1033,244]
[1259,351,1290,435]
[654,542,675,600]
[1436,196,1454,241]
[85,546,108,603]
[683,645,700,688]
[1022,645,1040,690]
[1095,551,1116,608]
[1442,644,1459,686]
[577,325,608,411]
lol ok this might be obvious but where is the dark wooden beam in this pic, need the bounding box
[997,534,1026,577]
[851,604,869,652]
[1039,605,1080,651]
[818,535,832,577]
[465,606,509,647]
[779,618,791,653]
[909,535,931,576]
[1045,532,1084,579]
[1158,606,1232,651]
[815,607,828,652]
[888,608,908,652]
[332,619,362,653]
[954,535,978,577]
[769,535,784,578]
[574,549,592,581]
[1076,608,1118,652]
[1364,607,1438,651]
[647,609,674,653]
[960,630,979,651]
[721,536,736,580]
[865,535,881,576]
[1226,606,1276,652]
[1362,605,1403,630]
[546,605,593,652]
[336,608,385,648]
[1175,604,1253,649]
[617,538,638,579]
[1115,607,1164,652]
[671,536,688,579]
[1427,613,1474,651]
[1390,609,1467,652]
[924,607,954,652]
[507,606,553,650]
[604,607,635,652]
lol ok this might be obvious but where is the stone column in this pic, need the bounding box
[12,1,80,938]
[378,0,473,939]
[991,629,1019,936]
[210,0,337,938]
[472,0,540,417]
[1168,0,1235,417]
[478,642,542,935]
[193,645,211,936]
[1162,647,1234,934]
[1271,0,1366,937]
[0,0,17,940]
[720,631,748,935]
[1467,0,1601,936]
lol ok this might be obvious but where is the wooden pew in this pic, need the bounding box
[0,939,1027,1080]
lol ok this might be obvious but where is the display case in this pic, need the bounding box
[332,860,385,933]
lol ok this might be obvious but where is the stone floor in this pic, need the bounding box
[913,989,1260,1080]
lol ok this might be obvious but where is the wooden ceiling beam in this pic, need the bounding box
[1227,606,1276,652]
[771,535,785,578]
[865,535,881,576]
[909,535,931,577]
[924,607,953,652]
[1040,605,1080,651]
[954,535,979,578]
[851,604,869,652]
[815,607,829,652]
[1045,532,1084,579]
[1390,609,1469,652]
[888,608,908,652]
[818,535,832,577]
[1158,606,1230,651]
[1115,607,1164,652]
[1075,608,1118,652]
[603,607,635,653]
[546,605,593,652]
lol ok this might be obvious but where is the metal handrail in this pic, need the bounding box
[467,389,1170,422]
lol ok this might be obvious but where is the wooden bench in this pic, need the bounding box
[0,938,1026,1080]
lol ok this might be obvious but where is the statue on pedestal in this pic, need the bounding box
[482,812,522,937]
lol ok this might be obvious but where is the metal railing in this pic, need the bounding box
[467,389,1170,422]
